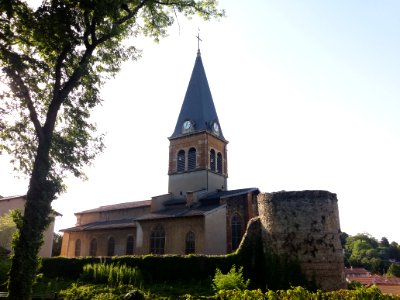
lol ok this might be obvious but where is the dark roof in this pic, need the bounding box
[76,200,151,214]
[170,50,225,140]
[137,187,259,221]
[61,218,137,232]
[200,188,259,201]
[135,204,222,221]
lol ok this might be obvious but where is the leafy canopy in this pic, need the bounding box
[0,0,224,193]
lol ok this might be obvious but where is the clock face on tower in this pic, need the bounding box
[182,120,193,133]
[212,122,220,135]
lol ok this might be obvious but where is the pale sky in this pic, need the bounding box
[1,1,400,243]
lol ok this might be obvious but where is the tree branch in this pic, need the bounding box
[153,0,195,6]
[44,0,148,138]
[96,0,148,45]
[53,44,71,96]
[3,67,43,139]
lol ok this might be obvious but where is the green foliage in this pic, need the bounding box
[51,232,63,257]
[40,248,304,292]
[347,280,363,290]
[387,263,400,277]
[59,283,145,300]
[212,265,250,291]
[215,289,265,300]
[0,210,17,251]
[81,263,143,287]
[41,256,101,279]
[344,233,400,274]
[213,286,400,300]
[0,253,11,292]
[32,276,74,297]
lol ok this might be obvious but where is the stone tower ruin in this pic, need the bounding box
[257,190,346,291]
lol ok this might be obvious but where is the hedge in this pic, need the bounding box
[40,219,308,290]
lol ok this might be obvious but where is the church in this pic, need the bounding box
[60,49,260,257]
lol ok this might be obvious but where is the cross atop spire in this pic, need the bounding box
[196,29,202,54]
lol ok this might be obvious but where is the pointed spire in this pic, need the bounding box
[170,51,225,140]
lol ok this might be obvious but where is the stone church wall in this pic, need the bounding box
[137,216,205,255]
[61,228,135,257]
[257,190,346,291]
[222,192,259,252]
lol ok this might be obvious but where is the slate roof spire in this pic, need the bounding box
[170,50,225,140]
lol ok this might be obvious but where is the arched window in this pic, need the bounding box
[217,152,223,174]
[74,239,81,257]
[126,236,135,255]
[177,150,185,172]
[188,147,196,170]
[150,224,165,255]
[89,238,97,256]
[185,231,196,254]
[210,149,216,171]
[107,237,115,256]
[231,214,243,251]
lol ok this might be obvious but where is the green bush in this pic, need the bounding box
[81,263,143,287]
[40,246,304,291]
[212,286,400,300]
[215,289,265,300]
[59,283,145,300]
[41,256,102,279]
[0,258,10,291]
[212,265,250,291]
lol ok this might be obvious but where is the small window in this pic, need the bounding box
[74,239,81,257]
[150,224,165,255]
[126,236,135,255]
[231,214,243,251]
[188,147,196,170]
[217,152,223,174]
[185,231,196,254]
[210,149,216,171]
[177,150,185,172]
[89,238,97,256]
[107,237,115,256]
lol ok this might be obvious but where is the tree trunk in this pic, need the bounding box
[7,140,54,300]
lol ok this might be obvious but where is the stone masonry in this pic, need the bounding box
[257,190,346,291]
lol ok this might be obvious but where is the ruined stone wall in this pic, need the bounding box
[257,190,346,291]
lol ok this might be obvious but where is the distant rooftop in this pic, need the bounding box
[61,218,137,232]
[76,200,151,214]
[0,195,25,201]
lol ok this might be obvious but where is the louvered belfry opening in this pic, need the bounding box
[210,149,216,171]
[177,150,185,172]
[188,147,197,170]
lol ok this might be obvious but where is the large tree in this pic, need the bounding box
[0,1,223,298]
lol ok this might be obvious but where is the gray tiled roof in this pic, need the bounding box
[76,200,151,214]
[170,51,225,140]
[135,204,222,221]
[136,188,259,221]
[64,188,259,230]
[61,218,137,232]
[200,188,259,201]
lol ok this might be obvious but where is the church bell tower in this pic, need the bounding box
[168,50,228,197]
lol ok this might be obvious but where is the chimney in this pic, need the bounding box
[186,191,194,207]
